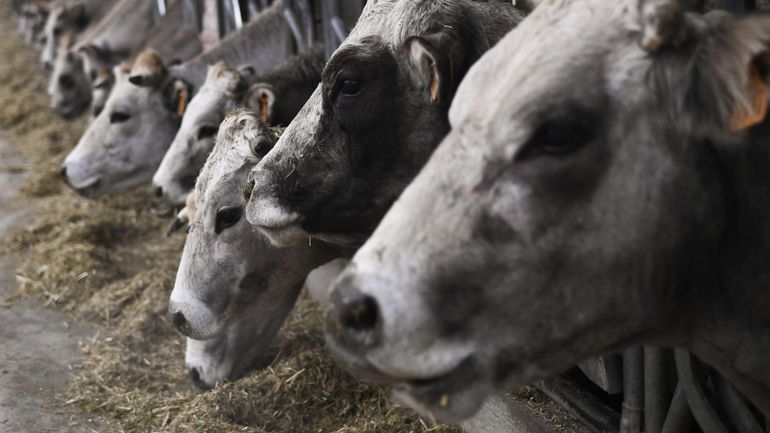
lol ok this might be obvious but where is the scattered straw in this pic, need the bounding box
[0,4,467,432]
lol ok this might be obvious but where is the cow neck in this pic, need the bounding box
[691,121,770,417]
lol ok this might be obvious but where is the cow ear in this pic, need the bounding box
[164,78,191,117]
[405,32,466,105]
[687,15,770,133]
[129,50,167,87]
[246,84,275,123]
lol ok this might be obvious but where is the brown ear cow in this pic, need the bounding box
[153,45,325,206]
[61,0,293,198]
[324,0,770,423]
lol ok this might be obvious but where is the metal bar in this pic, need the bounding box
[330,16,347,44]
[157,0,167,16]
[296,0,314,48]
[674,350,729,433]
[321,0,332,59]
[217,0,227,39]
[644,347,669,433]
[661,384,696,433]
[231,0,243,28]
[714,375,764,433]
[537,376,620,433]
[620,348,643,433]
[283,7,308,52]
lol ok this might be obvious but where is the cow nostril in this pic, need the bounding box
[154,186,163,198]
[171,311,187,330]
[59,165,67,178]
[188,367,211,390]
[243,179,255,201]
[340,295,380,332]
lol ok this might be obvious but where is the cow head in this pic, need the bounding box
[62,50,190,198]
[324,0,770,421]
[153,62,254,206]
[20,1,49,47]
[169,109,338,387]
[41,0,87,70]
[48,42,109,119]
[245,0,523,248]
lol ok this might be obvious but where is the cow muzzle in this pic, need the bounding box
[244,168,307,247]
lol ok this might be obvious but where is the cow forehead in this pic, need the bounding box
[450,0,640,145]
[195,113,262,201]
[183,88,231,123]
[346,0,461,46]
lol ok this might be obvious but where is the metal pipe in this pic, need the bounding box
[714,375,763,433]
[217,0,227,39]
[644,347,669,433]
[537,376,620,433]
[620,347,643,433]
[674,350,728,433]
[157,0,167,16]
[283,8,308,52]
[231,0,243,28]
[661,384,696,433]
[296,0,314,48]
[330,16,347,44]
[321,0,334,59]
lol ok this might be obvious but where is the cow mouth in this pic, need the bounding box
[249,211,307,246]
[67,176,101,198]
[324,334,486,422]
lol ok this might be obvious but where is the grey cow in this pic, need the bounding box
[61,0,293,198]
[153,45,325,206]
[169,109,339,388]
[324,0,770,423]
[40,0,115,70]
[245,0,527,248]
[47,0,161,119]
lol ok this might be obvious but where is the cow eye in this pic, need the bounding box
[340,79,361,96]
[109,111,131,124]
[197,125,219,141]
[215,206,243,233]
[519,117,594,160]
[251,135,274,158]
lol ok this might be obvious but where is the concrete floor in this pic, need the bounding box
[0,135,101,433]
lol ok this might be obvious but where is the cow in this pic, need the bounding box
[169,109,339,387]
[40,0,114,70]
[153,45,325,206]
[17,0,49,47]
[61,0,293,198]
[322,0,770,423]
[244,0,526,249]
[46,0,160,118]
